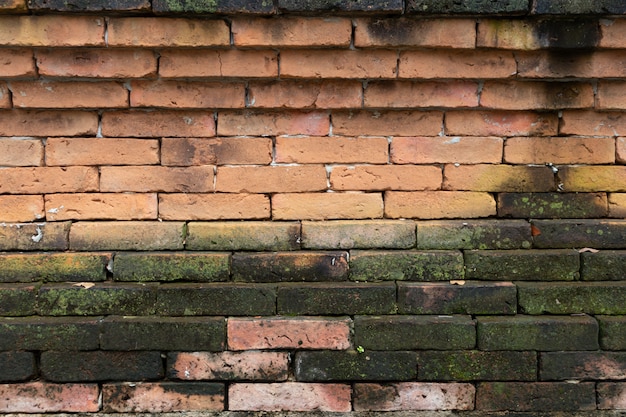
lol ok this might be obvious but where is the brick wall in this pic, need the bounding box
[0,0,626,415]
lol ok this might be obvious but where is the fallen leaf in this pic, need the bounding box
[578,248,599,253]
[531,224,541,237]
[72,282,96,289]
[450,280,465,286]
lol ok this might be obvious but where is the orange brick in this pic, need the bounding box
[232,17,351,47]
[70,221,184,251]
[159,194,270,220]
[131,81,245,108]
[559,166,626,192]
[618,138,626,163]
[0,382,99,413]
[281,50,397,79]
[0,167,98,194]
[561,111,626,137]
[217,111,329,136]
[391,136,503,164]
[609,193,626,218]
[516,51,626,79]
[102,111,215,137]
[597,81,626,110]
[10,81,128,108]
[0,110,97,136]
[159,50,278,78]
[169,351,289,381]
[0,16,104,46]
[248,80,362,109]
[229,383,351,412]
[364,81,478,108]
[355,18,475,48]
[275,136,389,164]
[333,111,443,136]
[444,164,555,192]
[504,137,616,164]
[161,137,272,166]
[36,49,157,78]
[481,81,594,110]
[399,50,516,79]
[45,193,157,221]
[272,192,383,220]
[477,19,542,49]
[330,165,442,191]
[0,83,8,108]
[216,166,327,193]
[0,138,43,166]
[0,0,27,13]
[107,18,229,47]
[600,19,626,48]
[0,49,36,77]
[0,195,44,222]
[384,191,496,219]
[100,166,214,192]
[46,138,159,166]
[446,111,558,137]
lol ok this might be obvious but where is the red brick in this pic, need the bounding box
[333,111,443,136]
[599,19,626,48]
[36,49,157,78]
[559,166,626,192]
[131,81,245,108]
[159,50,278,78]
[597,81,626,110]
[399,50,516,79]
[169,351,289,381]
[481,81,594,110]
[232,17,351,47]
[0,49,36,77]
[0,382,99,412]
[0,167,98,194]
[561,111,626,136]
[598,383,626,409]
[272,193,383,220]
[618,137,626,163]
[102,111,215,137]
[100,166,214,192]
[0,110,97,136]
[45,193,157,221]
[281,50,397,79]
[0,83,8,108]
[10,81,128,109]
[444,164,555,192]
[249,80,362,109]
[69,221,184,251]
[391,136,503,164]
[107,18,229,47]
[275,136,389,164]
[228,317,351,350]
[0,138,43,166]
[229,383,351,412]
[365,81,478,108]
[609,193,626,218]
[162,137,272,166]
[216,166,327,193]
[46,138,159,166]
[504,137,615,164]
[0,195,44,222]
[217,111,329,136]
[355,18,475,48]
[354,383,475,411]
[0,16,104,46]
[517,50,626,78]
[330,165,442,191]
[446,111,558,136]
[385,191,496,219]
[103,382,223,412]
[159,194,270,220]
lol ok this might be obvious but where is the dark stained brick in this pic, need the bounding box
[0,352,35,382]
[0,316,100,351]
[532,219,626,249]
[349,250,463,281]
[232,251,348,282]
[581,250,626,280]
[498,193,608,218]
[477,382,596,411]
[418,351,537,381]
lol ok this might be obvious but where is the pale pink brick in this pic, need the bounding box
[170,351,289,381]
[229,383,351,412]
[103,382,223,412]
[0,382,99,413]
[598,383,626,409]
[354,382,475,411]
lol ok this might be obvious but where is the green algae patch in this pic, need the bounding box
[0,253,110,283]
[417,220,532,250]
[113,252,229,282]
[498,193,607,219]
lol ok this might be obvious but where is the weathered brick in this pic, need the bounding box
[581,250,626,281]
[278,0,402,13]
[281,50,397,79]
[131,81,245,108]
[0,316,100,350]
[45,193,157,221]
[418,351,537,381]
[599,316,626,350]
[355,18,475,48]
[41,351,163,382]
[331,165,442,191]
[364,81,478,108]
[161,137,272,166]
[504,137,615,164]
[0,253,108,283]
[217,110,329,136]
[354,382,475,411]
[0,382,99,413]
[598,382,626,410]
[533,0,626,14]
[232,252,348,282]
[101,316,225,351]
[0,83,8,108]
[610,193,626,217]
[113,252,229,282]
[295,351,417,381]
[11,81,128,109]
[600,19,626,48]
[332,111,443,136]
[272,192,384,220]
[159,49,278,78]
[0,351,35,382]
[29,0,149,10]
[0,49,35,77]
[498,192,609,218]
[153,0,274,13]
[275,136,389,164]
[399,50,516,79]
[0,195,44,222]
[228,317,351,350]
[481,81,593,110]
[541,352,626,381]
[159,194,270,221]
[102,110,215,137]
[249,80,362,109]
[444,164,554,192]
[0,283,36,315]
[477,315,599,351]
[561,110,626,136]
[559,166,626,192]
[186,221,300,251]
[446,111,558,136]
[349,250,464,281]
[36,49,157,78]
[0,222,70,251]
[156,283,275,316]
[233,17,351,47]
[107,18,229,47]
[598,81,626,109]
[408,0,528,14]
[302,220,415,249]
[216,166,327,193]
[476,382,596,412]
[518,50,626,79]
[618,137,626,163]
[385,191,496,219]
[46,138,159,166]
[100,166,213,193]
[0,167,98,195]
[278,282,396,315]
[417,220,532,250]
[103,382,224,413]
[168,351,289,381]
[0,138,42,167]
[531,219,626,249]
[355,315,475,350]
[0,110,97,136]
[391,136,503,164]
[0,16,104,46]
[0,0,27,13]
[70,221,185,251]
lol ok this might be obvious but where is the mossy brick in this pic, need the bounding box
[153,0,275,14]
[541,352,626,381]
[398,282,517,315]
[0,252,109,283]
[113,252,229,282]
[41,351,163,382]
[294,351,418,381]
[232,252,348,282]
[498,193,608,219]
[277,282,396,315]
[355,315,476,350]
[28,0,150,11]
[464,249,580,281]
[101,316,225,351]
[37,283,156,316]
[476,382,596,412]
[533,0,626,14]
[302,220,415,250]
[0,283,37,316]
[598,316,626,350]
[0,352,35,382]
[278,0,403,13]
[598,382,626,410]
[186,221,300,251]
[349,250,464,281]
[531,219,626,249]
[417,220,532,250]
[518,282,626,315]
[581,251,626,281]
[69,221,185,251]
[417,351,537,381]
[0,222,70,251]
[477,315,599,351]
[156,283,275,316]
[407,0,528,14]
[0,316,100,350]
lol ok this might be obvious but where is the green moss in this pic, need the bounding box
[164,0,217,12]
[0,253,109,283]
[114,253,229,282]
